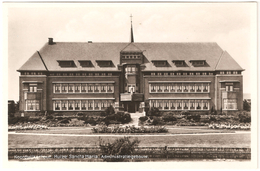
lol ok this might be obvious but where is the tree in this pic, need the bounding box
[243,100,251,111]
[104,105,115,116]
[99,137,140,162]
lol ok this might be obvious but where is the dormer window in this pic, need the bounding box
[78,60,93,67]
[96,60,114,67]
[152,60,168,67]
[190,60,206,67]
[172,60,186,67]
[57,60,76,67]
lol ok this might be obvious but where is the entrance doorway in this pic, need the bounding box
[124,102,140,113]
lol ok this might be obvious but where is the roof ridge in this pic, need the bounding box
[37,51,48,71]
[215,50,225,70]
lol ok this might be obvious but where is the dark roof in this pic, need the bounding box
[18,42,244,72]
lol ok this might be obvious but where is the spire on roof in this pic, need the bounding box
[130,14,134,43]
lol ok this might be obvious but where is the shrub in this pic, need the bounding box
[8,116,30,125]
[151,117,164,125]
[209,116,217,122]
[54,113,63,117]
[243,100,251,111]
[99,137,140,162]
[239,113,251,123]
[162,114,177,122]
[139,116,148,122]
[59,118,71,124]
[46,115,54,120]
[147,107,161,116]
[187,114,201,122]
[104,105,115,116]
[104,112,131,125]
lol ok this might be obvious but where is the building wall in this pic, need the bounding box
[216,75,243,110]
[143,74,216,110]
[46,75,120,111]
[19,75,47,111]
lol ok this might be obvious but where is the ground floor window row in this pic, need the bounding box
[223,99,237,110]
[49,72,115,76]
[149,99,209,110]
[25,100,40,111]
[53,100,114,111]
[53,83,114,94]
[149,83,210,93]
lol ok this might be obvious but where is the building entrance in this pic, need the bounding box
[124,102,140,113]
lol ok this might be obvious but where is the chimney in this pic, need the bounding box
[48,38,54,45]
[88,41,92,43]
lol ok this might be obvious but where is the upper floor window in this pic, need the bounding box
[57,60,76,67]
[29,84,37,92]
[227,71,232,74]
[189,60,206,67]
[152,60,168,67]
[78,60,93,67]
[172,60,186,67]
[233,71,238,74]
[151,73,156,76]
[96,60,114,67]
[125,65,137,74]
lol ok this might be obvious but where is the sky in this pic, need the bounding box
[5,2,257,101]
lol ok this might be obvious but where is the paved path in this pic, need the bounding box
[8,131,250,137]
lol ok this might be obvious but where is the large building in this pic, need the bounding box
[17,23,244,115]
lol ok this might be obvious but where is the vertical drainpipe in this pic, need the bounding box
[215,75,218,110]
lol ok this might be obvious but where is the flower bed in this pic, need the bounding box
[8,124,49,131]
[208,123,251,130]
[92,125,168,133]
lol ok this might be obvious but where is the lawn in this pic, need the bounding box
[13,126,236,135]
[8,133,250,148]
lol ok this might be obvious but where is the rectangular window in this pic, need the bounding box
[26,100,39,111]
[101,85,106,93]
[177,84,182,92]
[183,100,189,110]
[88,101,93,110]
[190,84,195,92]
[196,84,202,92]
[94,101,99,110]
[75,84,80,93]
[94,85,100,93]
[203,84,208,92]
[88,84,94,93]
[68,84,74,93]
[164,84,169,92]
[81,100,87,110]
[151,100,156,108]
[177,100,182,110]
[196,100,202,110]
[61,101,67,110]
[157,100,163,110]
[62,84,68,93]
[55,101,60,110]
[107,84,113,93]
[170,100,175,110]
[183,84,189,92]
[223,99,237,110]
[68,101,74,110]
[170,84,175,92]
[151,84,156,93]
[163,100,169,110]
[157,85,163,92]
[75,101,80,110]
[81,84,86,93]
[190,100,195,110]
[203,100,208,110]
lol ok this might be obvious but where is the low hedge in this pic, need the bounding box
[92,125,168,133]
